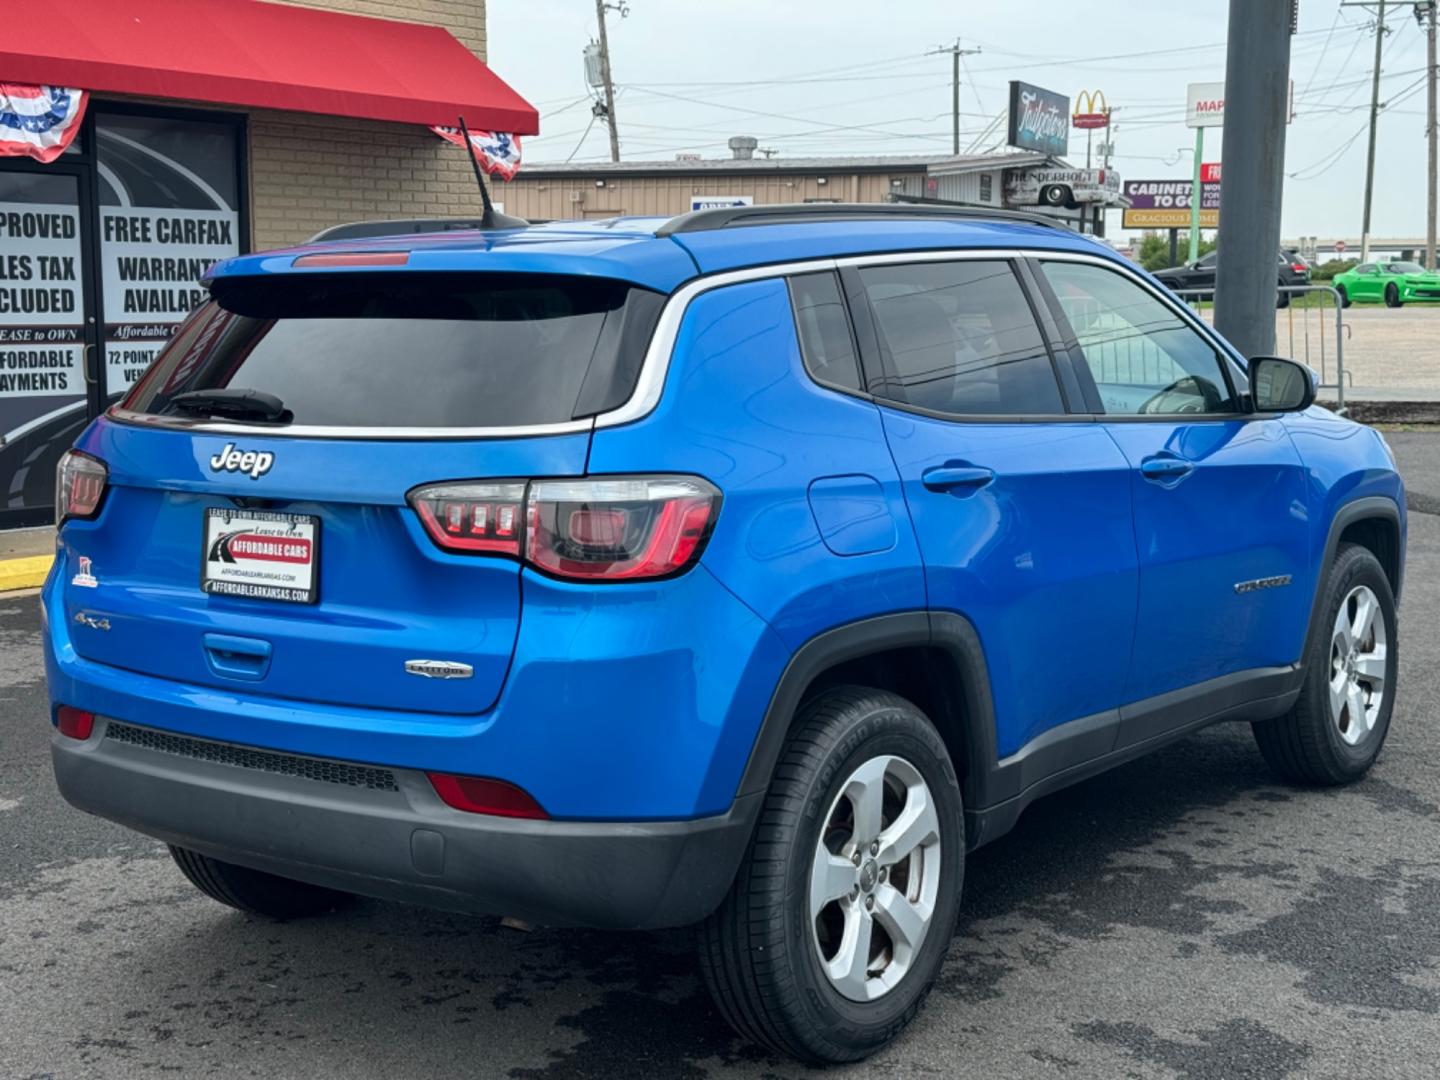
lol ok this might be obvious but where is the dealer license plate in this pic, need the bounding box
[202,507,319,604]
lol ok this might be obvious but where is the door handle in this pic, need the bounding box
[922,465,995,493]
[1140,456,1195,482]
[81,343,96,387]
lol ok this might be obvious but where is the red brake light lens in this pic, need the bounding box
[526,477,720,581]
[410,482,526,555]
[292,251,410,268]
[55,706,95,740]
[55,450,108,524]
[427,773,548,819]
[407,475,721,582]
[1292,263,1307,273]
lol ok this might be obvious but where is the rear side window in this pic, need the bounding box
[788,272,861,392]
[858,260,1065,417]
[124,272,664,428]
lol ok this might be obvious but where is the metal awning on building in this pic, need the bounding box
[0,0,538,134]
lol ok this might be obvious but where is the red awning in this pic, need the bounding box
[0,0,538,134]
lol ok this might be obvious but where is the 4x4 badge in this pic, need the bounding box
[404,659,473,680]
[209,443,274,480]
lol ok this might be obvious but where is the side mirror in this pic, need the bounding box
[1250,356,1317,413]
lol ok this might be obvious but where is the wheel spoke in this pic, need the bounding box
[1333,610,1354,655]
[842,756,889,848]
[1346,679,1370,735]
[1355,646,1387,685]
[1351,591,1377,647]
[825,904,874,999]
[876,791,939,868]
[810,850,856,919]
[1329,668,1349,722]
[872,882,929,958]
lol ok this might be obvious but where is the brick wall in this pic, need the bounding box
[248,0,491,250]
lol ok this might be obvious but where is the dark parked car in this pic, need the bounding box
[1154,249,1310,308]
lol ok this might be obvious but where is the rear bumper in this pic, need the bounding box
[52,717,759,929]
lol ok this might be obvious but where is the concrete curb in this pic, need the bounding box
[0,555,53,592]
[1327,400,1440,425]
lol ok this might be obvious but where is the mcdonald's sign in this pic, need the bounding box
[1073,90,1110,130]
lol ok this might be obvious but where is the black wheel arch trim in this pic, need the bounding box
[1302,496,1404,656]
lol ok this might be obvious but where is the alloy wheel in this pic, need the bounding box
[809,754,942,1002]
[1329,584,1388,746]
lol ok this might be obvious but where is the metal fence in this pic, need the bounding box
[1175,285,1349,411]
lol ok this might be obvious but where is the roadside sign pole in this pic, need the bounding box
[1214,0,1294,359]
[1189,126,1204,262]
[1361,0,1388,263]
[1427,0,1437,269]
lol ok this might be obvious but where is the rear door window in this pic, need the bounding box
[123,272,664,428]
[857,260,1066,417]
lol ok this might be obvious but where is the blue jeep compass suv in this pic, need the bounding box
[44,204,1406,1064]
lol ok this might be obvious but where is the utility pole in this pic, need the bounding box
[593,0,626,163]
[1214,0,1295,359]
[929,39,982,155]
[1426,1,1437,268]
[1362,0,1389,262]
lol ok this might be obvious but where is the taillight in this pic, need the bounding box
[527,477,719,580]
[1292,263,1307,273]
[55,706,95,740]
[55,450,108,524]
[406,475,721,582]
[410,482,526,555]
[427,773,548,818]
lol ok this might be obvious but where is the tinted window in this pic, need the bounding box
[124,272,663,427]
[789,272,861,392]
[1040,261,1236,416]
[1386,262,1424,274]
[859,260,1064,417]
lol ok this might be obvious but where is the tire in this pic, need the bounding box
[169,845,354,919]
[1277,290,1291,309]
[1385,283,1404,308]
[698,687,964,1064]
[1336,284,1352,308]
[1040,184,1072,208]
[1252,543,1398,785]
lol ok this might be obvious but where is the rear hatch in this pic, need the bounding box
[63,268,665,715]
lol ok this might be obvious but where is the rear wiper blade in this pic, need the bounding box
[170,388,290,423]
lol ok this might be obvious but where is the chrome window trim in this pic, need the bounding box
[105,407,597,441]
[594,257,840,428]
[107,246,1241,440]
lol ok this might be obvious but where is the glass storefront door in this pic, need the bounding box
[0,167,99,526]
[0,105,244,528]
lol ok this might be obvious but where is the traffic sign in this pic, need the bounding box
[1335,240,1347,255]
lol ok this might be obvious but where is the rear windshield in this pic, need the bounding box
[123,272,665,428]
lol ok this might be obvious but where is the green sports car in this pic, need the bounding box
[1332,261,1440,308]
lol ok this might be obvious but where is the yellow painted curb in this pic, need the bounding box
[0,555,53,592]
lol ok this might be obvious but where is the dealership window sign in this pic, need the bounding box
[1007,81,1070,157]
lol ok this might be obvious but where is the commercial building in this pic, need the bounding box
[498,143,1104,226]
[0,0,535,526]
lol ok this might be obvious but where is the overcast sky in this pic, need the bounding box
[488,1,1434,241]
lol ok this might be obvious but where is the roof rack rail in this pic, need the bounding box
[654,202,1069,237]
[307,213,529,243]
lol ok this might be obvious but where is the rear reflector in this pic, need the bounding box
[56,706,95,740]
[427,773,548,819]
[292,251,410,268]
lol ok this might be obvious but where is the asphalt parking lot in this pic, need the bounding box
[2,433,1437,1080]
